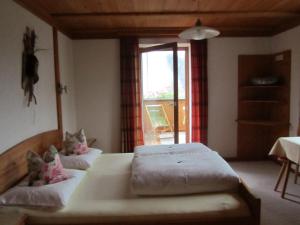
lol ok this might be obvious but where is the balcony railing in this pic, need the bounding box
[143,99,187,145]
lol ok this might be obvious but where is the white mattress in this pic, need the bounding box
[131,143,240,195]
[5,153,250,225]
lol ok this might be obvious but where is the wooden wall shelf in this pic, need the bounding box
[237,120,289,126]
[240,100,280,103]
[241,85,283,89]
[237,50,291,160]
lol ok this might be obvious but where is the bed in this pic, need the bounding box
[0,131,260,225]
[131,143,240,195]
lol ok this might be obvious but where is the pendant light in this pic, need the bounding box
[179,19,220,40]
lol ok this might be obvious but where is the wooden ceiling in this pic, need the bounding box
[15,0,300,39]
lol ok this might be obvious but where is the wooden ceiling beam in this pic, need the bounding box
[13,0,300,39]
[271,17,300,34]
[51,11,300,18]
[13,0,71,37]
[68,26,274,39]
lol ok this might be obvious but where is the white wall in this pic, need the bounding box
[58,32,77,134]
[57,31,300,156]
[0,0,57,154]
[72,37,274,156]
[64,32,300,156]
[207,38,271,157]
[73,40,121,153]
[271,25,300,136]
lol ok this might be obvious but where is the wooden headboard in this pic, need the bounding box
[0,130,61,194]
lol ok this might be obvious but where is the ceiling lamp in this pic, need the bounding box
[179,19,220,40]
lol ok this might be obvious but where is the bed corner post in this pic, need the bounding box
[239,182,261,225]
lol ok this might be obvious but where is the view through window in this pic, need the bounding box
[141,49,189,145]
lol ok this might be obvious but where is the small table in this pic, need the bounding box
[269,137,300,198]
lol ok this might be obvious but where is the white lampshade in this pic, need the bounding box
[179,19,220,40]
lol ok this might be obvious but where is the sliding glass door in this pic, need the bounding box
[140,43,189,145]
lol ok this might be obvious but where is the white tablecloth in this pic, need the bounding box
[269,137,300,164]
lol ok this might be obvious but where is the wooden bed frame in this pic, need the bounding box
[0,131,260,225]
[0,130,61,194]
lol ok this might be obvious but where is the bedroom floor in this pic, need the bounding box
[230,161,300,225]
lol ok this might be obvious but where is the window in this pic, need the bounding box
[140,46,190,145]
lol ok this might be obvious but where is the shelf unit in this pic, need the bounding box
[240,100,280,104]
[241,85,282,89]
[237,120,289,126]
[237,50,291,160]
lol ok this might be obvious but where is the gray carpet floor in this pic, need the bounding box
[230,161,300,225]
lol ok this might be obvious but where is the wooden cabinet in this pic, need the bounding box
[237,50,291,160]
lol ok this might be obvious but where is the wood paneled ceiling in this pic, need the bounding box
[15,0,300,39]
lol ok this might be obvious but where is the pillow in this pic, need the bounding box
[0,169,85,208]
[27,146,69,186]
[59,148,102,170]
[63,129,89,156]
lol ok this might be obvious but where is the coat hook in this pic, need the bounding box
[57,83,68,94]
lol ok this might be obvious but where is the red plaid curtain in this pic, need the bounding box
[191,40,208,144]
[120,37,144,152]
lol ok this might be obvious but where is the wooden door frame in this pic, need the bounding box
[179,47,190,144]
[139,43,179,143]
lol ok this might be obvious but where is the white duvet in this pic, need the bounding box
[131,143,240,195]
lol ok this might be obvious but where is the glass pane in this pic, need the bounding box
[142,50,175,145]
[178,50,186,100]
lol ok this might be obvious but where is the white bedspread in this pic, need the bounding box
[131,143,240,195]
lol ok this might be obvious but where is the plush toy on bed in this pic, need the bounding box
[27,151,44,186]
[27,146,70,186]
[59,129,102,170]
[63,128,89,156]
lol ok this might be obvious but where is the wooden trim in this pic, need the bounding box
[11,1,300,39]
[13,0,71,37]
[225,157,241,161]
[13,0,53,25]
[271,18,300,36]
[0,130,61,194]
[180,47,190,143]
[70,26,274,39]
[29,218,258,225]
[139,43,179,144]
[53,27,63,143]
[139,45,191,144]
[21,214,27,225]
[51,11,299,18]
[173,44,179,144]
[139,43,179,53]
[239,181,261,225]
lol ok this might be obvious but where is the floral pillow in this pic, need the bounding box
[63,129,89,156]
[27,146,70,186]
